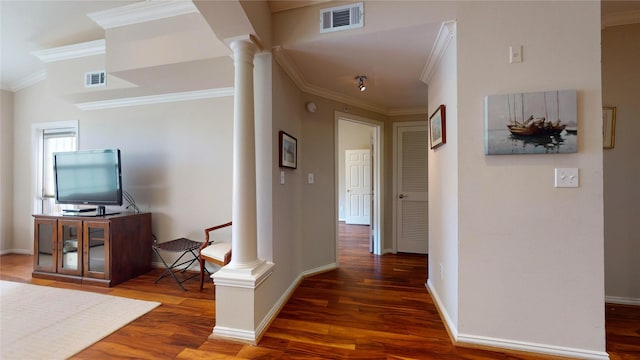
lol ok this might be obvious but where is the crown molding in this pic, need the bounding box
[387,107,428,117]
[76,87,234,111]
[32,40,105,63]
[7,69,47,92]
[602,10,640,28]
[88,0,198,29]
[274,46,415,116]
[421,20,456,85]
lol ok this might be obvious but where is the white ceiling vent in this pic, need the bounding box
[320,2,363,33]
[85,71,106,88]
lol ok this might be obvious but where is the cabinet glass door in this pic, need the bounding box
[57,220,82,275]
[84,221,109,279]
[34,219,57,272]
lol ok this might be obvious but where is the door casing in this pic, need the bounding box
[335,112,383,258]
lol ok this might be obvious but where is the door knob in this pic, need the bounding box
[399,194,407,199]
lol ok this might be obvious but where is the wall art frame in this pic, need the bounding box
[429,104,446,149]
[484,89,577,155]
[279,130,297,169]
[603,106,616,149]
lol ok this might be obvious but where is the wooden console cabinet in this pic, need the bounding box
[32,212,152,287]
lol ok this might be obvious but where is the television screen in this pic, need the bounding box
[54,149,122,207]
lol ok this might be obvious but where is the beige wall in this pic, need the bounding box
[453,1,605,354]
[11,72,234,264]
[1,90,14,253]
[270,58,305,292]
[602,23,640,304]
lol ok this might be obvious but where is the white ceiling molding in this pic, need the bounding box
[76,87,234,111]
[8,69,47,92]
[32,40,105,63]
[387,107,428,117]
[273,46,425,116]
[602,10,640,28]
[420,20,456,85]
[88,0,199,29]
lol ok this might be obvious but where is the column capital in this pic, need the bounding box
[227,34,263,53]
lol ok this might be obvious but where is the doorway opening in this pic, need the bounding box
[335,112,383,261]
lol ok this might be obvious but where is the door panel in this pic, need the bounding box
[396,125,428,254]
[345,149,371,225]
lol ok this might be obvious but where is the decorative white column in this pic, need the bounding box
[228,37,261,270]
[211,35,274,344]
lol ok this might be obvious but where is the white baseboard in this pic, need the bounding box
[211,325,257,344]
[212,262,338,344]
[605,295,640,306]
[251,262,337,341]
[456,334,610,360]
[426,279,458,341]
[427,280,609,360]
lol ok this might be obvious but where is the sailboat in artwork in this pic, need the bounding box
[507,91,566,136]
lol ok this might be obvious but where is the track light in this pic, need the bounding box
[356,75,367,92]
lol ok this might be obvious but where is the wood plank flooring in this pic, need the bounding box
[1,223,638,359]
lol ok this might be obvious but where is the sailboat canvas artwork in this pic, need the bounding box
[484,89,577,155]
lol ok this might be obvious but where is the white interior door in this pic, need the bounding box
[345,149,371,225]
[396,125,428,254]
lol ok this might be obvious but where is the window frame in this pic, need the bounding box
[32,120,78,215]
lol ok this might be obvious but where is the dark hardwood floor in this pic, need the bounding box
[1,223,638,359]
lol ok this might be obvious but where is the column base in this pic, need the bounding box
[211,260,275,344]
[213,260,273,288]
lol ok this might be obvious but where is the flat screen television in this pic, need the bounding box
[54,149,122,216]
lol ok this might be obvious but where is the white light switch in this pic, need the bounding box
[308,173,314,184]
[554,168,579,188]
[509,45,522,63]
[280,171,285,185]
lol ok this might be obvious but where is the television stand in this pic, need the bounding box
[33,212,152,287]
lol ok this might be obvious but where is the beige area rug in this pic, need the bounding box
[0,280,160,359]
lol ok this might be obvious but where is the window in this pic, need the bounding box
[33,121,78,214]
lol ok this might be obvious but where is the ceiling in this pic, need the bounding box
[2,0,639,114]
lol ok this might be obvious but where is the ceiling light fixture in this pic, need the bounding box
[356,75,367,92]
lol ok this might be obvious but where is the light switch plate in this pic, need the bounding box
[308,173,314,184]
[280,171,285,185]
[509,45,522,63]
[555,168,579,188]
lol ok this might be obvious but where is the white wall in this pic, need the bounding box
[454,1,605,356]
[338,120,372,221]
[426,21,459,331]
[1,90,14,253]
[602,23,640,305]
[11,78,234,261]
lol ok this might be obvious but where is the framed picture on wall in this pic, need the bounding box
[603,106,616,149]
[429,104,446,149]
[279,131,297,169]
[484,90,577,155]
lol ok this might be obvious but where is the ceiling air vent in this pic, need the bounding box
[84,71,106,88]
[320,2,363,33]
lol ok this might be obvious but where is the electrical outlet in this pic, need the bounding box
[439,263,444,281]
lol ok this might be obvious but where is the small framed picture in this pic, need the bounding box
[603,107,616,149]
[279,131,297,169]
[429,104,446,149]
